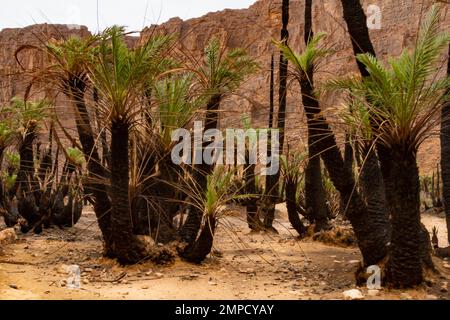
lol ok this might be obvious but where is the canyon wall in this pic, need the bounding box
[1,0,448,174]
[140,0,449,175]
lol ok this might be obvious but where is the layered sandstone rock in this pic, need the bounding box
[0,0,448,174]
[140,0,449,175]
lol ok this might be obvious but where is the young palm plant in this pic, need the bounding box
[327,6,449,287]
[179,166,251,263]
[181,37,258,242]
[280,151,308,236]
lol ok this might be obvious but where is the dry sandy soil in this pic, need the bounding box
[0,205,449,300]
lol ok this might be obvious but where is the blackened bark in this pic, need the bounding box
[285,175,307,236]
[340,0,392,266]
[110,120,147,264]
[16,123,38,196]
[440,44,450,244]
[300,0,329,232]
[268,55,275,129]
[263,55,275,214]
[181,215,217,264]
[264,0,289,230]
[358,146,391,242]
[181,95,221,243]
[340,0,376,77]
[378,147,424,287]
[69,85,112,253]
[245,160,262,231]
[343,134,354,180]
[93,87,110,167]
[340,0,388,211]
[313,112,389,265]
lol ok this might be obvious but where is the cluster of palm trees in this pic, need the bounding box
[1,26,258,265]
[274,1,449,288]
[0,0,448,290]
[0,96,84,233]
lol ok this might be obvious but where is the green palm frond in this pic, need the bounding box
[5,151,20,170]
[90,26,175,124]
[9,98,49,133]
[280,150,308,179]
[273,32,331,76]
[325,5,450,151]
[195,37,259,97]
[154,73,203,146]
[203,166,251,217]
[0,120,16,148]
[67,147,86,167]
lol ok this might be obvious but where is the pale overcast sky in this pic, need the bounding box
[0,0,257,33]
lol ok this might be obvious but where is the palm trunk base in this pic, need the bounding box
[180,216,216,264]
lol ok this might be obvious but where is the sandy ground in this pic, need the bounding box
[0,205,449,300]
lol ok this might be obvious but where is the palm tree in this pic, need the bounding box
[340,0,391,243]
[130,72,203,244]
[16,36,114,246]
[10,98,47,195]
[180,166,250,263]
[88,26,174,263]
[264,0,290,232]
[301,0,329,231]
[328,6,449,287]
[276,36,389,268]
[440,44,450,246]
[181,37,258,242]
[275,32,330,231]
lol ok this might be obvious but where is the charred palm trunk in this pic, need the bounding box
[358,145,391,241]
[378,146,424,287]
[340,0,376,76]
[300,0,330,231]
[340,0,388,212]
[180,215,217,264]
[181,95,221,243]
[110,120,147,264]
[245,156,262,231]
[69,84,112,253]
[440,44,450,245]
[285,174,307,236]
[93,88,110,167]
[313,112,388,265]
[17,122,38,196]
[264,0,289,231]
[340,0,392,261]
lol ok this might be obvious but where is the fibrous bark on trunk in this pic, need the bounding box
[440,44,450,245]
[69,85,113,254]
[378,146,426,287]
[109,120,149,264]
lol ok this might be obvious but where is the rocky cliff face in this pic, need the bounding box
[140,0,449,174]
[0,24,91,144]
[0,0,448,174]
[0,24,90,101]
